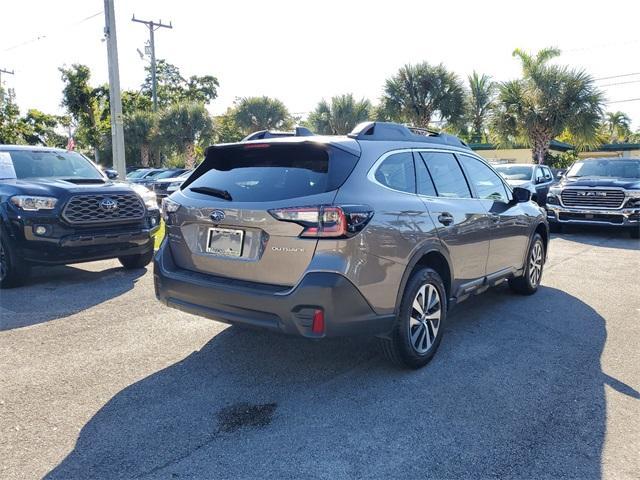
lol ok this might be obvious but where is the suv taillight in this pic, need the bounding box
[269,205,373,238]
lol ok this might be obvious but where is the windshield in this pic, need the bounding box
[152,170,183,180]
[567,159,640,179]
[494,165,533,180]
[127,169,150,179]
[0,150,104,180]
[185,143,358,202]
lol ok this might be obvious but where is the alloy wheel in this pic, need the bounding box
[409,283,441,354]
[529,241,543,287]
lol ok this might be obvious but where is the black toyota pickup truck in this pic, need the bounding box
[546,157,640,238]
[0,145,161,288]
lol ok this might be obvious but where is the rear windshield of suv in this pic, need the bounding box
[183,143,359,202]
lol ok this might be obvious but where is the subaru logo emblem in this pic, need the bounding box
[100,198,118,211]
[210,210,225,222]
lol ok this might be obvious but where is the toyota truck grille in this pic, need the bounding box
[561,189,625,209]
[62,194,145,224]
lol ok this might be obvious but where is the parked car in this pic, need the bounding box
[153,170,193,205]
[0,145,161,288]
[546,157,640,238]
[154,122,548,368]
[494,164,555,205]
[125,168,165,184]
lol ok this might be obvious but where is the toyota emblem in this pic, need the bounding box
[210,210,225,222]
[100,198,118,211]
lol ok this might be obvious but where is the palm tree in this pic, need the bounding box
[381,62,465,128]
[233,96,291,133]
[603,111,631,142]
[158,102,213,168]
[466,72,495,143]
[491,48,604,164]
[124,110,156,166]
[307,94,372,135]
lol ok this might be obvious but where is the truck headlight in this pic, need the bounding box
[549,186,562,195]
[10,195,58,211]
[130,184,159,210]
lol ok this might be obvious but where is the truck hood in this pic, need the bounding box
[3,178,137,196]
[560,177,640,190]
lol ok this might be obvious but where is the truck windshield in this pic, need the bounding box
[1,150,104,180]
[567,159,640,179]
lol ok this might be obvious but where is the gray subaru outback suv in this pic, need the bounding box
[154,122,548,368]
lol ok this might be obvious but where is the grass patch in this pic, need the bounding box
[154,220,165,249]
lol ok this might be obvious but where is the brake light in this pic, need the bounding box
[269,205,373,238]
[312,309,325,334]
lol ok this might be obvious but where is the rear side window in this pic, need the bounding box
[420,152,471,198]
[184,143,359,202]
[458,155,509,202]
[374,152,416,193]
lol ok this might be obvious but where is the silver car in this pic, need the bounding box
[154,122,549,368]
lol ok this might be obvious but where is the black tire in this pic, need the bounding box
[378,268,447,369]
[549,222,562,233]
[0,229,30,289]
[509,233,545,295]
[118,248,154,270]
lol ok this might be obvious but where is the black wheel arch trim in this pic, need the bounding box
[394,241,453,314]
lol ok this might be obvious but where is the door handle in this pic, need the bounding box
[437,213,454,226]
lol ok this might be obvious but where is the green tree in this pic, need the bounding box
[307,94,372,134]
[214,108,244,143]
[59,64,109,162]
[21,109,66,147]
[603,111,631,143]
[0,87,25,144]
[491,48,604,164]
[158,102,213,168]
[141,60,219,108]
[233,96,291,133]
[466,72,495,142]
[124,110,156,166]
[381,62,465,128]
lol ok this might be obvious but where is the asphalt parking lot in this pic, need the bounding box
[1,228,639,479]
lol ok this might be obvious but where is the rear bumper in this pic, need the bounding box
[546,205,640,227]
[153,239,395,338]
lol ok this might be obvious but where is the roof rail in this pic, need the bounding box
[348,121,469,149]
[241,126,314,142]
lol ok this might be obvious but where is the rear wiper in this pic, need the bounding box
[189,186,233,201]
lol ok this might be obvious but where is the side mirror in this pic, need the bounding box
[512,186,531,203]
[105,169,119,180]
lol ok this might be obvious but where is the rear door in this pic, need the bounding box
[167,142,359,286]
[416,151,491,283]
[457,154,530,274]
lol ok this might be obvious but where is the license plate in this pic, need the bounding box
[206,228,244,257]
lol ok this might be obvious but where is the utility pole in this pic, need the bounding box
[132,15,172,111]
[0,68,14,104]
[103,0,126,179]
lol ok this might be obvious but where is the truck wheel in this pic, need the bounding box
[0,230,30,289]
[378,267,447,369]
[118,248,154,270]
[509,233,544,295]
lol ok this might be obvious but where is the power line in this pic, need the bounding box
[594,72,640,81]
[2,11,102,52]
[605,98,640,104]
[599,79,640,87]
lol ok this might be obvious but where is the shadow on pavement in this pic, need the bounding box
[0,264,146,331]
[552,224,640,250]
[46,285,638,479]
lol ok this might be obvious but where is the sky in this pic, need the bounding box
[2,0,640,129]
